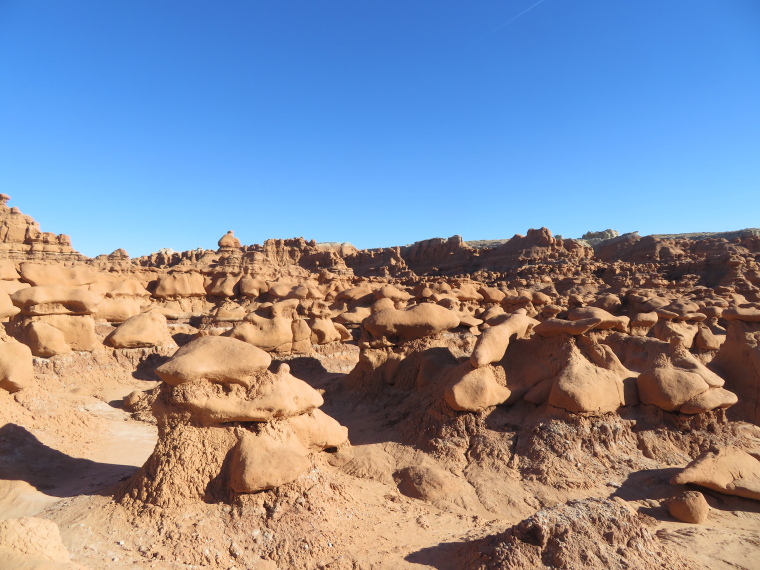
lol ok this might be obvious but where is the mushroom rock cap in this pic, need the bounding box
[19,263,97,287]
[631,311,659,328]
[534,317,601,337]
[637,347,734,413]
[723,307,760,322]
[218,230,242,249]
[11,285,103,315]
[568,306,629,332]
[155,336,272,387]
[546,347,628,414]
[228,315,294,352]
[637,367,710,411]
[172,363,324,423]
[286,408,349,451]
[363,303,460,341]
[478,286,506,303]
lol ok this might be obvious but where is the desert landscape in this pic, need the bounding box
[0,193,759,569]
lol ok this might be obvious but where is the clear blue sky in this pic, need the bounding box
[1,1,758,258]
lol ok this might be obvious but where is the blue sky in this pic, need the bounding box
[1,1,758,257]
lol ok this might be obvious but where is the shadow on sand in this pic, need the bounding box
[0,423,139,498]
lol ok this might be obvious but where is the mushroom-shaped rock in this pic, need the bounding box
[470,313,537,368]
[106,312,172,348]
[670,447,760,501]
[363,304,459,342]
[668,491,710,524]
[444,365,510,412]
[534,317,601,337]
[156,336,272,387]
[630,311,659,336]
[478,286,506,303]
[0,341,34,392]
[218,230,242,249]
[119,341,347,506]
[679,387,737,414]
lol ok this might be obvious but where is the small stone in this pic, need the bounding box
[668,490,709,523]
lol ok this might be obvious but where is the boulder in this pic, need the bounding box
[667,491,709,524]
[0,341,34,392]
[228,429,311,493]
[444,365,510,412]
[671,447,760,501]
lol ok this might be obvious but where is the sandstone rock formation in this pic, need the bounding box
[671,446,760,500]
[118,336,348,506]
